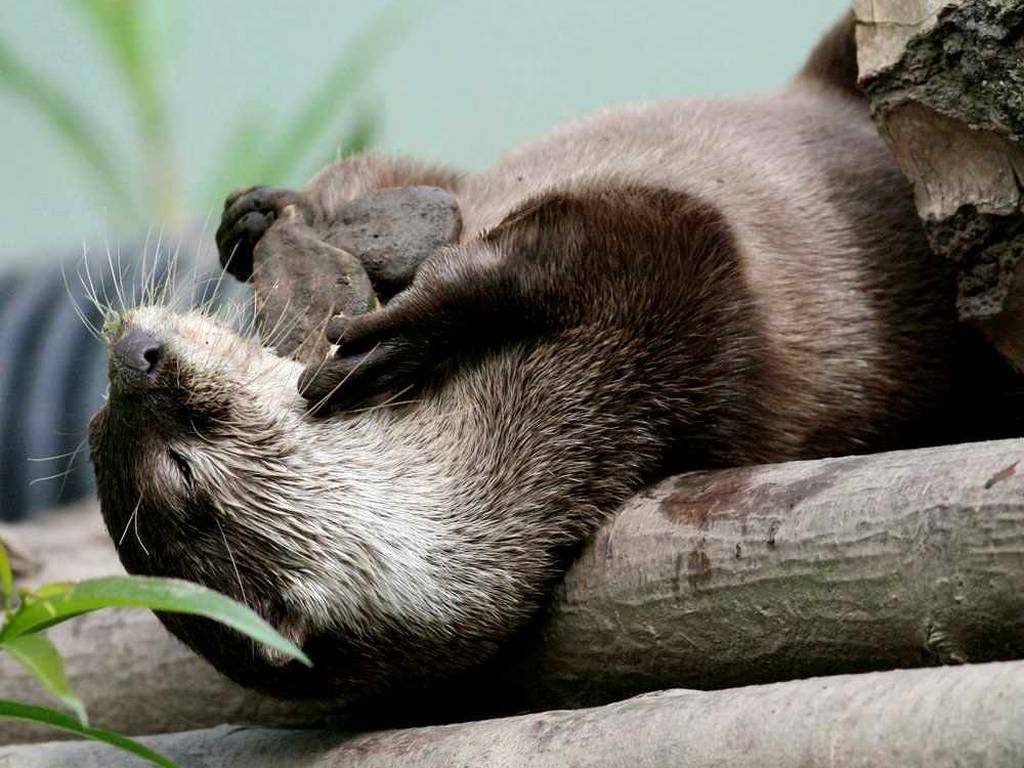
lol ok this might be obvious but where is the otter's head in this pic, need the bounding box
[89,304,542,700]
[88,304,463,698]
[88,305,335,691]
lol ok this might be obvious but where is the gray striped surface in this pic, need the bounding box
[0,241,250,520]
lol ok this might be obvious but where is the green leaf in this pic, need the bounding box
[0,700,181,768]
[28,582,75,601]
[337,105,380,159]
[68,0,182,224]
[2,634,87,725]
[201,109,269,212]
[0,36,137,219]
[0,575,311,666]
[256,2,411,185]
[0,538,12,613]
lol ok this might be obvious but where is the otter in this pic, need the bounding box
[89,16,1014,700]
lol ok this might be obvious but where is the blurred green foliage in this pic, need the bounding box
[0,0,405,231]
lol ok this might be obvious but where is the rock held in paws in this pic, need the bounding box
[325,186,462,298]
[252,216,378,363]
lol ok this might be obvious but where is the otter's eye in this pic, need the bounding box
[168,450,194,490]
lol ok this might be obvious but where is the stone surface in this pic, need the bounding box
[250,186,461,361]
[324,186,462,299]
[252,209,378,363]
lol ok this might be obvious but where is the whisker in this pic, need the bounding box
[118,497,149,556]
[28,467,79,486]
[26,446,83,462]
[56,437,88,500]
[345,384,420,415]
[216,516,248,606]
[104,236,128,313]
[60,261,103,342]
[79,246,106,319]
[140,225,154,305]
[347,398,423,415]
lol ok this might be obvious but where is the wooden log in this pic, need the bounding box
[494,436,1024,712]
[3,438,1024,740]
[854,0,1024,362]
[3,662,1023,767]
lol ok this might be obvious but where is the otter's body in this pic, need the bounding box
[90,18,1007,698]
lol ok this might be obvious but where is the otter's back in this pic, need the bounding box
[457,86,955,455]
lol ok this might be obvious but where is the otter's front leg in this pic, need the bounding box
[298,184,738,413]
[298,187,656,410]
[298,239,553,409]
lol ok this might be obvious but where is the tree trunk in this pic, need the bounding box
[3,662,1022,768]
[854,0,1024,363]
[3,438,1024,742]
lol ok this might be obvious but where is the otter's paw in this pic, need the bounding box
[297,294,442,413]
[216,186,315,281]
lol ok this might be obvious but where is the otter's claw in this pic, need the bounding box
[297,300,438,413]
[216,186,314,282]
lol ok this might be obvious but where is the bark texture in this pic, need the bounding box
[2,438,1024,742]
[854,0,1024,358]
[499,436,1024,711]
[3,662,1022,768]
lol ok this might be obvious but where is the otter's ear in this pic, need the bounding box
[260,617,309,667]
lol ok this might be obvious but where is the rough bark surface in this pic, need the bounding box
[2,438,1023,742]
[3,662,1023,768]
[496,436,1024,711]
[854,0,1024,343]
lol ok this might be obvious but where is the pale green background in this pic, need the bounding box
[0,0,848,262]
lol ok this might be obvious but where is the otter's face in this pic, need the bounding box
[88,306,332,693]
[90,305,509,699]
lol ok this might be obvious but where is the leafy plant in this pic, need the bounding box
[0,0,410,234]
[0,537,310,767]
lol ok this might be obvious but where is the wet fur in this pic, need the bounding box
[91,16,1012,698]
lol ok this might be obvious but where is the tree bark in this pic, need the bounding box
[3,662,1023,768]
[498,436,1024,712]
[2,438,1024,742]
[854,0,1024,363]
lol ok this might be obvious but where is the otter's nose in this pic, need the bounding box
[114,329,163,375]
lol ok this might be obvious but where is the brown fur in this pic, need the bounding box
[90,18,1016,703]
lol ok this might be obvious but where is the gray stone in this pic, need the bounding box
[250,186,461,362]
[325,186,462,298]
[252,213,378,363]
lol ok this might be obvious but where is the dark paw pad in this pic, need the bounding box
[215,187,310,281]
